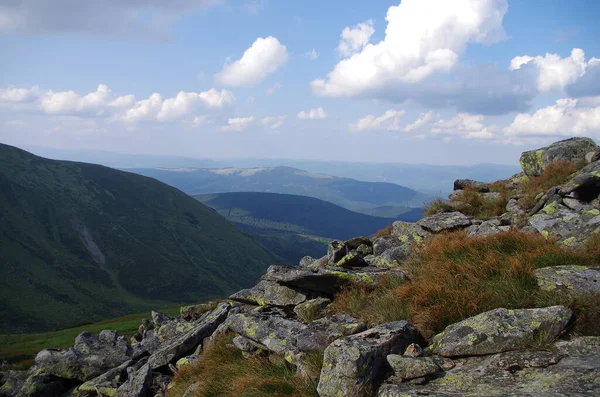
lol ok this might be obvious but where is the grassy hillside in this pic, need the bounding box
[129,166,430,215]
[197,192,404,263]
[0,144,278,334]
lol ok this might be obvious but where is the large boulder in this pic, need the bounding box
[296,315,366,352]
[148,301,231,369]
[520,137,598,177]
[453,179,490,193]
[113,363,152,397]
[77,359,133,396]
[34,330,135,381]
[560,161,600,202]
[317,321,419,397]
[466,219,511,238]
[0,371,25,397]
[379,336,600,397]
[417,212,472,234]
[15,368,78,397]
[391,221,430,244]
[430,306,572,357]
[535,265,600,294]
[229,280,307,307]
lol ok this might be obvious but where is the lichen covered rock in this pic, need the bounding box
[535,265,600,294]
[520,137,598,177]
[430,306,572,357]
[417,212,472,234]
[317,321,419,397]
[386,355,440,381]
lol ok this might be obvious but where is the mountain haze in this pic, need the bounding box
[0,144,278,333]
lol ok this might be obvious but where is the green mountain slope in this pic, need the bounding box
[0,144,278,334]
[129,166,431,214]
[196,192,411,263]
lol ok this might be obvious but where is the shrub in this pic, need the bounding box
[423,199,454,216]
[168,334,319,397]
[373,225,393,239]
[519,161,585,209]
[331,275,410,326]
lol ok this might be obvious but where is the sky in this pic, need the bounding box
[1,0,600,165]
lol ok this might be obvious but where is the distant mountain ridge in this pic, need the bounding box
[0,144,278,333]
[197,192,422,263]
[129,166,431,215]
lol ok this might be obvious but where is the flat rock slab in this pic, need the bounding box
[535,265,600,294]
[417,212,471,234]
[317,321,419,397]
[430,306,572,357]
[520,137,598,177]
[230,280,307,307]
[386,355,440,381]
[379,337,600,397]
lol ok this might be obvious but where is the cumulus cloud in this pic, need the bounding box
[215,36,288,87]
[510,48,597,93]
[221,116,255,132]
[505,97,600,137]
[0,0,222,37]
[262,115,286,130]
[313,0,508,98]
[402,111,436,132]
[0,84,235,123]
[431,113,496,140]
[350,110,404,131]
[297,107,327,120]
[338,20,374,57]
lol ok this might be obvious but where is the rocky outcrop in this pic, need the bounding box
[430,306,572,357]
[520,137,598,177]
[535,265,600,294]
[317,321,419,397]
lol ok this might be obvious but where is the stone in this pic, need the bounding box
[430,306,572,357]
[417,212,471,233]
[386,355,440,381]
[296,315,366,352]
[15,367,78,397]
[77,359,133,396]
[114,363,152,397]
[148,301,231,369]
[535,265,600,294]
[560,161,600,202]
[335,250,368,268]
[232,335,262,352]
[391,221,430,245]
[327,237,373,265]
[34,330,135,381]
[466,219,510,238]
[293,298,331,323]
[226,311,306,362]
[585,151,600,164]
[520,137,598,177]
[0,371,25,397]
[180,302,217,321]
[317,321,419,397]
[175,355,198,369]
[453,179,490,193]
[230,280,307,307]
[378,337,600,397]
[299,255,316,268]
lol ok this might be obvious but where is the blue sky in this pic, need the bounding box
[1,0,599,165]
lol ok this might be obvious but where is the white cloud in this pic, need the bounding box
[313,0,508,98]
[262,115,286,130]
[402,111,436,132]
[350,110,405,131]
[307,49,320,60]
[297,107,328,120]
[266,82,282,96]
[506,97,600,137]
[215,36,288,87]
[509,48,597,93]
[0,84,235,123]
[431,113,496,140]
[0,0,223,37]
[338,20,374,57]
[221,116,255,132]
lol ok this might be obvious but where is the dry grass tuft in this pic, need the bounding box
[168,334,318,397]
[373,226,393,239]
[519,161,585,209]
[423,199,455,216]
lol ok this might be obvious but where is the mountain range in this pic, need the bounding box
[0,144,278,333]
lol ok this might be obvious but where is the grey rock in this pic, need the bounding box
[317,321,419,397]
[386,355,440,381]
[335,250,368,268]
[77,359,133,396]
[232,335,262,352]
[453,179,490,193]
[148,301,231,369]
[296,315,366,352]
[230,280,306,307]
[114,363,152,397]
[0,371,25,397]
[15,368,77,397]
[535,265,600,294]
[560,161,600,202]
[299,256,315,268]
[585,151,600,163]
[520,137,598,177]
[417,212,471,233]
[34,330,134,381]
[391,221,430,245]
[430,306,572,357]
[379,337,600,397]
[466,220,510,238]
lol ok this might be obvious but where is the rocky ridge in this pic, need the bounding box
[1,137,599,397]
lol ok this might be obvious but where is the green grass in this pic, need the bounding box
[0,144,278,333]
[0,305,181,368]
